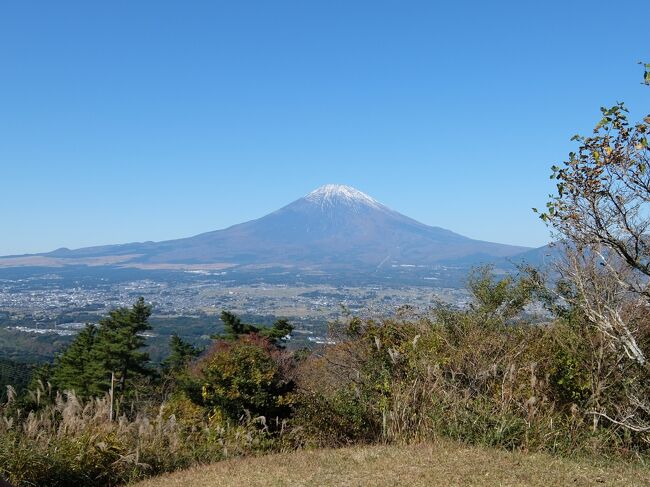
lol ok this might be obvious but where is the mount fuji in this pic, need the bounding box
[0,185,532,277]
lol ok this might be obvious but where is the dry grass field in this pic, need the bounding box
[134,440,650,487]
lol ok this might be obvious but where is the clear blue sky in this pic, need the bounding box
[1,1,648,255]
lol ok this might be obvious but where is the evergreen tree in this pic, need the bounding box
[94,297,153,394]
[213,311,293,346]
[48,298,154,399]
[162,334,201,374]
[259,318,294,346]
[52,324,105,397]
[213,310,259,339]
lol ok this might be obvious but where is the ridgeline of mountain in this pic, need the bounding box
[1,185,532,271]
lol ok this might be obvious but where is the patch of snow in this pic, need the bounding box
[305,184,382,210]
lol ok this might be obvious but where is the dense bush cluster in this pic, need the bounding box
[294,270,650,454]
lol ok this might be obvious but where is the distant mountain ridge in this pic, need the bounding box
[1,185,536,272]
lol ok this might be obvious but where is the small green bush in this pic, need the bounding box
[197,334,296,425]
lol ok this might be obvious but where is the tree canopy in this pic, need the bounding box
[214,311,293,346]
[51,297,154,397]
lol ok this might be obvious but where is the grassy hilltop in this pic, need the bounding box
[136,441,649,487]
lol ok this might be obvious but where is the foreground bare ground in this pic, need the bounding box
[134,441,650,486]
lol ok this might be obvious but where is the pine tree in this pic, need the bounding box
[94,297,153,394]
[52,324,106,397]
[49,298,154,399]
[259,318,294,346]
[213,311,293,346]
[213,310,259,339]
[162,334,200,374]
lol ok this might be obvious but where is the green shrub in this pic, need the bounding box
[197,334,296,426]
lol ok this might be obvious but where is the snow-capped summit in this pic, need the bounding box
[304,184,382,209]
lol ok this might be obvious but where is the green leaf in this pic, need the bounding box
[596,117,609,129]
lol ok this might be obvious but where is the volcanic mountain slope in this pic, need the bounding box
[3,185,531,270]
